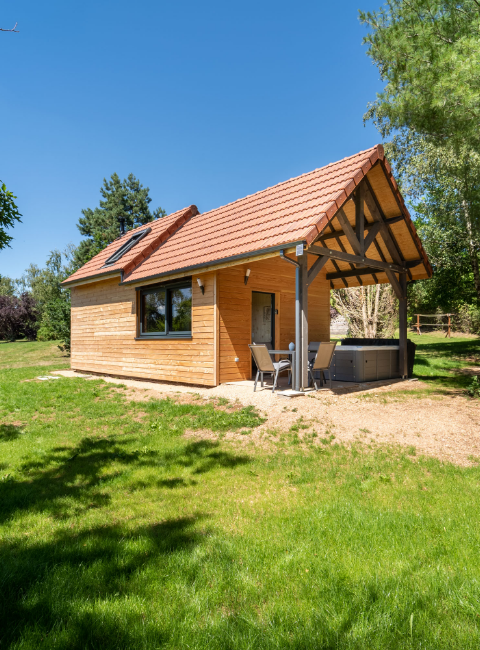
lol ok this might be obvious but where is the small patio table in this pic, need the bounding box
[267,349,296,389]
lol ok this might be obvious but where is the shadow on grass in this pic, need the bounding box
[0,423,24,441]
[415,338,480,360]
[0,516,205,649]
[157,477,196,489]
[167,440,251,475]
[0,435,251,647]
[0,437,250,524]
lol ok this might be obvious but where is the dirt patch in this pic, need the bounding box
[52,369,480,466]
[455,367,480,377]
[180,393,480,465]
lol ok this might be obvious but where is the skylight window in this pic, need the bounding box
[103,227,151,266]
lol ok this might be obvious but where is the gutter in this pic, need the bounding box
[62,269,123,288]
[62,241,309,290]
[119,240,307,285]
[279,249,300,268]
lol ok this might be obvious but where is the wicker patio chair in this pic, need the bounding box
[249,344,291,393]
[308,342,337,390]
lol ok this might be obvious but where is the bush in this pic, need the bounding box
[453,304,480,335]
[0,293,39,341]
[36,297,71,351]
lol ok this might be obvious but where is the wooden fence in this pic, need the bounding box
[414,314,453,338]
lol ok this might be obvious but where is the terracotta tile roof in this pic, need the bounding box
[63,144,431,286]
[63,206,198,284]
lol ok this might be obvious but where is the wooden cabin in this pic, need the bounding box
[62,145,432,390]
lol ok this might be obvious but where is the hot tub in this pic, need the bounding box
[329,345,401,382]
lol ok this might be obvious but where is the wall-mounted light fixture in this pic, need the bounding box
[244,268,251,285]
[197,277,205,295]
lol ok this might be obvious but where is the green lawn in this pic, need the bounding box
[409,331,480,394]
[1,340,480,649]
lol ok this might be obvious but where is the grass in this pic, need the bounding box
[1,340,480,648]
[408,331,480,395]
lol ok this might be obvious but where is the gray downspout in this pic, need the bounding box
[279,250,301,391]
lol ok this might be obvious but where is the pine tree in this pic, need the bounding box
[74,173,165,268]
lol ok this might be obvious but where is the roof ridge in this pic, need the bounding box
[299,145,384,244]
[122,205,198,279]
[197,145,380,219]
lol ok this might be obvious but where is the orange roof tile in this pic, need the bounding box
[64,205,198,284]
[63,144,431,286]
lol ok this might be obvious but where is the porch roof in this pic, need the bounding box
[63,144,432,288]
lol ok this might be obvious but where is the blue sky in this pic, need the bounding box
[1,0,383,278]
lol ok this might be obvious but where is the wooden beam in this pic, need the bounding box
[327,266,387,281]
[406,259,424,269]
[307,255,329,285]
[363,222,382,252]
[335,208,362,256]
[320,215,404,243]
[355,184,365,256]
[364,183,403,265]
[324,221,363,285]
[319,226,352,287]
[364,182,416,282]
[331,259,348,287]
[308,244,406,274]
[386,270,403,299]
[374,239,387,263]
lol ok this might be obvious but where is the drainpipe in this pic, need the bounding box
[279,250,301,391]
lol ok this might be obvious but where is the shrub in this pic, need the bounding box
[37,297,71,351]
[454,304,480,335]
[466,375,480,398]
[0,293,39,341]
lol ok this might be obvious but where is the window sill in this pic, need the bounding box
[135,335,193,341]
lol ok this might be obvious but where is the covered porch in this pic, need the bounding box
[216,161,431,392]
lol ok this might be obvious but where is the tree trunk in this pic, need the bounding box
[372,285,381,338]
[463,201,480,301]
[360,287,368,337]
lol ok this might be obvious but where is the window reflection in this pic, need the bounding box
[171,287,192,332]
[140,282,192,336]
[142,290,166,333]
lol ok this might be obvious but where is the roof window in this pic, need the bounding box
[103,227,151,266]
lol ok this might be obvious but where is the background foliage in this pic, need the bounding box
[0,181,22,250]
[361,0,480,334]
[73,172,165,268]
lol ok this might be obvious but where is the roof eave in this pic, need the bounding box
[61,269,123,288]
[120,240,307,286]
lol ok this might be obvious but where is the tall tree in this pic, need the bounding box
[18,246,76,347]
[360,0,480,151]
[333,285,398,338]
[0,275,15,296]
[0,181,22,250]
[386,134,480,303]
[74,173,165,268]
[361,0,480,321]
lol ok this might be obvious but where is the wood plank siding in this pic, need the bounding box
[70,255,330,387]
[217,256,330,383]
[70,273,216,386]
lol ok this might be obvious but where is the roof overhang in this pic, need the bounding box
[119,240,305,287]
[62,270,122,288]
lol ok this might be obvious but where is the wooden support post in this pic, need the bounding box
[399,274,408,379]
[355,184,365,256]
[416,313,421,335]
[447,314,451,338]
[294,251,309,391]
